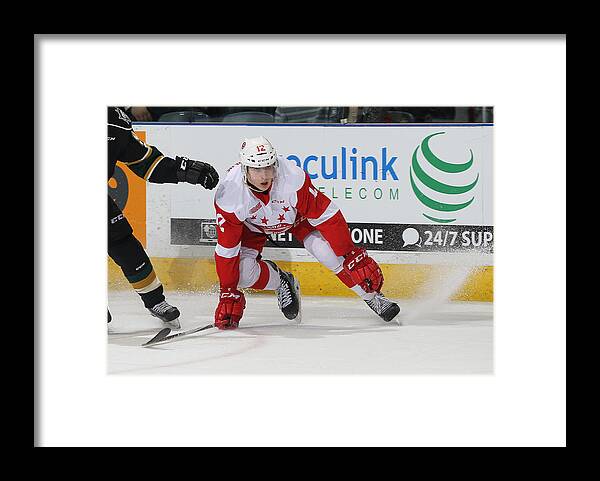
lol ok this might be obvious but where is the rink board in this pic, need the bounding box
[138,123,493,259]
[108,257,493,302]
[109,123,493,301]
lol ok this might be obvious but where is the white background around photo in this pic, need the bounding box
[36,35,566,447]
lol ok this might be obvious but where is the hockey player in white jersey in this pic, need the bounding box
[212,136,400,330]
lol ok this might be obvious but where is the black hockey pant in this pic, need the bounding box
[107,195,164,309]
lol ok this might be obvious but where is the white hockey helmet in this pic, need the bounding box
[239,136,278,169]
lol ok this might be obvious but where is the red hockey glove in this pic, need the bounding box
[214,288,246,330]
[343,247,384,293]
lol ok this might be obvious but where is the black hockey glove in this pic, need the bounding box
[176,156,219,189]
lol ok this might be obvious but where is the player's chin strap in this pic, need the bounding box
[246,180,268,193]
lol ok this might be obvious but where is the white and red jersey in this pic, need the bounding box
[214,156,355,289]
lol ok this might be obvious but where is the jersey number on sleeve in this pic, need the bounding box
[216,213,226,233]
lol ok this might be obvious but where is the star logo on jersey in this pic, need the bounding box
[278,214,286,222]
[282,206,290,213]
[250,215,257,220]
[261,216,269,224]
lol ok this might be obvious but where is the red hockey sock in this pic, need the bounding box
[250,260,271,290]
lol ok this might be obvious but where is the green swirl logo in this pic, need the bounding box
[410,132,478,223]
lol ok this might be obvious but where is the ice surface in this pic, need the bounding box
[108,289,493,375]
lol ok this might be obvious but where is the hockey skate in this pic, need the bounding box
[365,292,401,324]
[264,260,302,323]
[148,300,181,329]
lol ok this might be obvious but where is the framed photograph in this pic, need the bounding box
[107,105,494,375]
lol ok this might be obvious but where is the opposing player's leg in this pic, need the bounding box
[300,229,400,323]
[107,196,180,328]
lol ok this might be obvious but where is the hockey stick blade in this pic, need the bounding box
[142,323,216,347]
[142,327,172,346]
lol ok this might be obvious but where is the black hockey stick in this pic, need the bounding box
[142,323,216,347]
